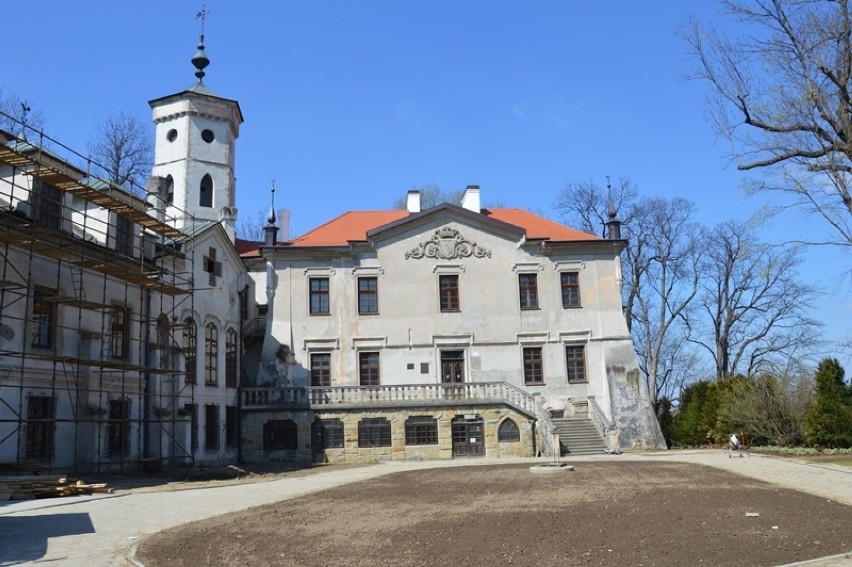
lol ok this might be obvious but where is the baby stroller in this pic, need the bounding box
[728,433,750,458]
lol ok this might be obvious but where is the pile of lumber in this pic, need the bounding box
[0,475,112,500]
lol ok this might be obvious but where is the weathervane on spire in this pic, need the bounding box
[267,179,278,225]
[191,2,211,83]
[196,1,210,37]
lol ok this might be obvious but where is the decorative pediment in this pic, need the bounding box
[405,227,491,260]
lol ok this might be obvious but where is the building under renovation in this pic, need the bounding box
[0,34,664,474]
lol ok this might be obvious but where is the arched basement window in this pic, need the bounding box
[199,174,213,208]
[498,418,520,442]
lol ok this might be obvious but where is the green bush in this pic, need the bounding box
[804,358,852,448]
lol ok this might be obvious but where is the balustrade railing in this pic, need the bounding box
[242,381,537,415]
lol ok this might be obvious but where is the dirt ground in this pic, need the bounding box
[135,461,851,567]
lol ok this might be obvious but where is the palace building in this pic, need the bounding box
[0,33,663,474]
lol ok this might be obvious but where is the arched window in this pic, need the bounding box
[164,174,174,205]
[205,323,218,386]
[498,419,520,442]
[183,318,197,384]
[199,174,213,208]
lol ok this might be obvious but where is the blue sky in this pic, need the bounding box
[3,1,849,365]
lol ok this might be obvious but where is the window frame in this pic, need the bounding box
[110,306,130,360]
[225,405,238,449]
[358,351,380,386]
[357,276,379,315]
[205,404,220,451]
[263,419,298,451]
[523,346,544,385]
[438,274,460,312]
[205,322,218,386]
[225,328,238,388]
[184,319,197,385]
[310,352,332,387]
[565,344,587,384]
[498,418,521,442]
[199,174,213,208]
[405,416,438,446]
[25,395,55,460]
[312,418,345,449]
[518,273,539,310]
[358,418,392,448]
[31,288,55,349]
[560,271,581,308]
[106,398,131,456]
[114,214,133,256]
[309,277,330,315]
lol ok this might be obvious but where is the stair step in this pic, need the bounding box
[550,416,607,455]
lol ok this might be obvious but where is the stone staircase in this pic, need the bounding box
[552,417,606,456]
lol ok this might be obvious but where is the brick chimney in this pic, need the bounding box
[461,185,481,212]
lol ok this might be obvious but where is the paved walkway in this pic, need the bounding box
[0,451,849,567]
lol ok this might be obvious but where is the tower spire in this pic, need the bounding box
[264,180,279,246]
[192,2,211,83]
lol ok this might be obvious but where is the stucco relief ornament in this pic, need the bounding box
[405,227,491,260]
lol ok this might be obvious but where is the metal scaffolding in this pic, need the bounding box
[0,116,200,474]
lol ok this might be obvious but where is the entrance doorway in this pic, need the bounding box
[451,416,484,458]
[441,350,465,383]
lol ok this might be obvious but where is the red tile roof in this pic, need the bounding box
[279,207,600,249]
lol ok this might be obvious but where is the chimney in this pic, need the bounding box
[461,185,481,213]
[406,190,421,213]
[278,209,291,241]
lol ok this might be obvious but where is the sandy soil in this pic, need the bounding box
[136,461,851,567]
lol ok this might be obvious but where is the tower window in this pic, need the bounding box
[166,129,177,142]
[199,174,213,208]
[201,129,215,143]
[164,175,174,205]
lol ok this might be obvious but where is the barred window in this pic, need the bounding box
[312,419,344,449]
[107,399,131,456]
[405,416,438,445]
[184,319,197,384]
[498,419,520,442]
[205,404,220,451]
[25,396,55,460]
[358,418,391,448]
[110,306,130,360]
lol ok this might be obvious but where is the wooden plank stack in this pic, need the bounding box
[0,475,112,501]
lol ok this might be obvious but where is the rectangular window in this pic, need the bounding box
[309,277,330,315]
[312,419,345,449]
[566,345,587,383]
[405,417,438,445]
[107,399,131,456]
[310,352,331,387]
[225,405,238,449]
[523,347,544,385]
[225,328,238,388]
[561,272,581,308]
[439,274,460,312]
[110,306,130,360]
[519,273,539,310]
[263,419,298,450]
[441,350,465,383]
[25,396,55,460]
[358,418,391,448]
[31,289,55,348]
[359,351,380,386]
[358,277,379,314]
[205,404,220,451]
[115,214,133,256]
[205,323,218,386]
[35,181,61,230]
[184,403,198,453]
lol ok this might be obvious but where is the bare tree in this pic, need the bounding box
[553,177,637,238]
[392,185,466,210]
[0,86,46,136]
[684,0,852,248]
[688,219,822,378]
[623,197,705,402]
[236,209,269,242]
[86,112,152,195]
[555,180,704,402]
